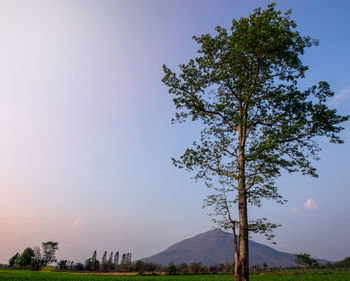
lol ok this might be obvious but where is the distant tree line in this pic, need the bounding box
[7,244,350,273]
[84,250,133,272]
[333,257,350,268]
[164,262,234,275]
[8,241,58,270]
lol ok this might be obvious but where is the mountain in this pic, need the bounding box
[142,230,326,267]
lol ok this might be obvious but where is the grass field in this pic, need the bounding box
[0,269,350,281]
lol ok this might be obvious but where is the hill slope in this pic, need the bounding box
[142,230,307,267]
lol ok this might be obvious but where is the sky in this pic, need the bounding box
[0,0,349,264]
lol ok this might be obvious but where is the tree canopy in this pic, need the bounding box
[41,241,58,266]
[294,253,318,268]
[162,3,348,281]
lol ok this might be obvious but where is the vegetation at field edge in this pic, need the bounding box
[1,269,350,281]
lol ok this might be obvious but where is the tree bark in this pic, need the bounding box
[235,192,249,281]
[235,105,249,281]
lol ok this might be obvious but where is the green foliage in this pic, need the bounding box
[333,256,350,268]
[163,1,348,228]
[16,248,35,268]
[107,252,114,272]
[101,251,108,272]
[8,253,19,267]
[41,266,57,272]
[135,260,145,274]
[9,246,41,270]
[31,246,42,271]
[294,253,317,268]
[85,250,100,271]
[114,251,119,271]
[166,264,178,275]
[58,260,68,270]
[41,241,58,266]
[162,4,348,279]
[119,253,132,272]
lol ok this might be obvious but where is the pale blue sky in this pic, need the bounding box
[0,0,349,264]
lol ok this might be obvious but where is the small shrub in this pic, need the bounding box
[167,264,178,275]
[41,266,57,272]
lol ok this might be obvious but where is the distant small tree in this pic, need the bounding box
[209,265,218,274]
[85,250,100,271]
[16,248,35,268]
[85,258,92,270]
[30,246,42,270]
[119,253,132,272]
[92,250,100,271]
[107,252,114,271]
[189,262,201,274]
[8,253,19,267]
[58,260,68,270]
[334,257,350,268]
[144,262,157,272]
[167,263,178,275]
[120,253,126,271]
[200,265,209,274]
[295,253,317,268]
[101,251,108,271]
[41,241,58,266]
[135,260,145,274]
[74,262,84,270]
[114,251,119,271]
[126,253,132,271]
[219,264,225,273]
[179,263,189,274]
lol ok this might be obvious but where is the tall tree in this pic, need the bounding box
[91,250,97,270]
[108,252,114,272]
[120,253,126,272]
[8,253,19,267]
[295,253,317,268]
[41,241,58,266]
[101,251,108,272]
[127,253,132,271]
[16,248,34,268]
[31,246,42,270]
[162,3,348,281]
[114,251,119,271]
[90,250,99,271]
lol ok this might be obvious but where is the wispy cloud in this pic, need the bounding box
[73,218,81,225]
[331,86,350,105]
[303,198,318,210]
[292,198,318,212]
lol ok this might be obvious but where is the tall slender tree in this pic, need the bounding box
[41,241,58,266]
[127,253,132,271]
[91,250,99,271]
[162,3,348,281]
[120,253,126,272]
[108,252,114,272]
[101,251,108,272]
[114,251,119,271]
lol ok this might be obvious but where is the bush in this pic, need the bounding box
[166,264,178,275]
[41,266,57,272]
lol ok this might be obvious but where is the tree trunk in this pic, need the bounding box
[235,106,249,281]
[234,195,249,281]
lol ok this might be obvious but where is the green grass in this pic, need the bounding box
[0,269,349,281]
